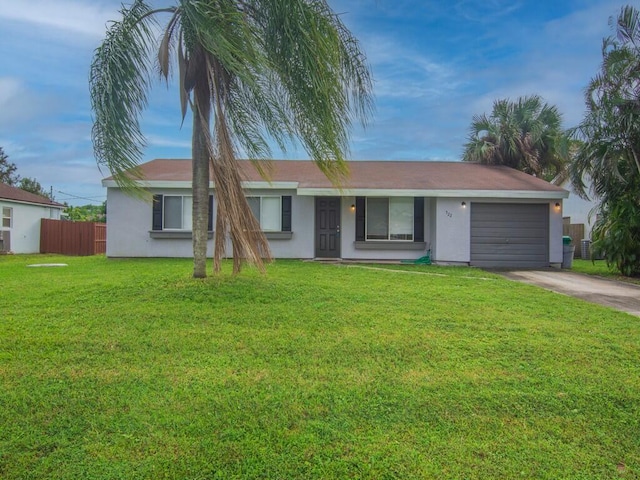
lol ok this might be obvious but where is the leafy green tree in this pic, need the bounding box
[570,5,640,276]
[589,175,640,276]
[18,177,52,199]
[64,203,106,223]
[90,0,373,278]
[0,147,19,186]
[463,95,570,180]
[0,147,52,199]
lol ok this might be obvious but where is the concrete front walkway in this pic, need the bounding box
[500,270,640,317]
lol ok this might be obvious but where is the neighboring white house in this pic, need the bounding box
[102,159,569,268]
[557,178,600,240]
[0,182,65,254]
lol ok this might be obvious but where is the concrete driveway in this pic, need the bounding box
[499,270,640,317]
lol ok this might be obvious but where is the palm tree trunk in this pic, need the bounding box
[191,70,212,279]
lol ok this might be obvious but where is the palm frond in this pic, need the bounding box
[90,0,158,193]
[158,7,182,81]
[244,0,373,184]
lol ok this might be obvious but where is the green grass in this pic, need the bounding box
[1,255,639,479]
[571,259,640,285]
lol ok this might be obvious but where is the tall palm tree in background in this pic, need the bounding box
[569,5,640,276]
[462,95,569,180]
[90,0,373,278]
[570,5,640,197]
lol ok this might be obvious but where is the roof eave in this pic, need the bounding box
[296,188,570,199]
[0,198,66,208]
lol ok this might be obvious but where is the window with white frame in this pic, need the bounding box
[366,197,413,241]
[247,196,281,231]
[2,207,12,228]
[163,196,192,230]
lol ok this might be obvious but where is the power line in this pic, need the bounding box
[56,191,106,203]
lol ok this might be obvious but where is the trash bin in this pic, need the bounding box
[562,237,575,269]
[581,239,591,260]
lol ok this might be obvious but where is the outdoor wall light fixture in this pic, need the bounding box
[461,202,466,208]
[555,202,561,209]
[350,204,356,212]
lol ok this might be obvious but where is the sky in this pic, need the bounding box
[0,0,624,206]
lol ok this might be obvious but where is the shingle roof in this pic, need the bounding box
[0,182,65,207]
[109,159,567,194]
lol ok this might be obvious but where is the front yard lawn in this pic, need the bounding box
[1,255,638,479]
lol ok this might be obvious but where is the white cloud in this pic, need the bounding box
[465,1,614,130]
[0,77,59,130]
[146,134,191,150]
[0,0,118,38]
[0,77,22,107]
[360,34,462,102]
[454,0,524,22]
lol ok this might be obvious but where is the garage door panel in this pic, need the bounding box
[470,203,549,268]
[473,219,548,229]
[472,243,548,253]
[472,213,546,223]
[471,228,546,243]
[470,252,547,261]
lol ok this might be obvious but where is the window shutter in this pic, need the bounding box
[413,197,424,242]
[152,194,163,231]
[355,197,366,241]
[208,195,214,231]
[281,196,292,232]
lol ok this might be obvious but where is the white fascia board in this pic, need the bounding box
[0,198,65,209]
[296,188,569,199]
[102,180,569,200]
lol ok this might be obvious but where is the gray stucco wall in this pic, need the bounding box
[106,188,563,266]
[106,187,316,258]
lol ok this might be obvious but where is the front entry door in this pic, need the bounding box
[315,197,341,258]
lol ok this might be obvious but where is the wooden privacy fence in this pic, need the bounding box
[562,222,585,258]
[40,219,106,256]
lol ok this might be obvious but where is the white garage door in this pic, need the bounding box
[470,203,549,268]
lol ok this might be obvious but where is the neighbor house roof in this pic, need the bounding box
[0,182,65,208]
[103,159,569,199]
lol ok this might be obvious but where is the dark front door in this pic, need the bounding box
[315,197,341,258]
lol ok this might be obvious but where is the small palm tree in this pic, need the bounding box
[463,95,569,180]
[91,0,373,277]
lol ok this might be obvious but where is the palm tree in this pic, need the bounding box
[462,95,569,180]
[569,5,640,276]
[570,5,640,199]
[90,0,373,278]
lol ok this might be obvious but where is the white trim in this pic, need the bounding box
[297,188,569,199]
[2,206,12,228]
[0,198,65,209]
[102,180,568,200]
